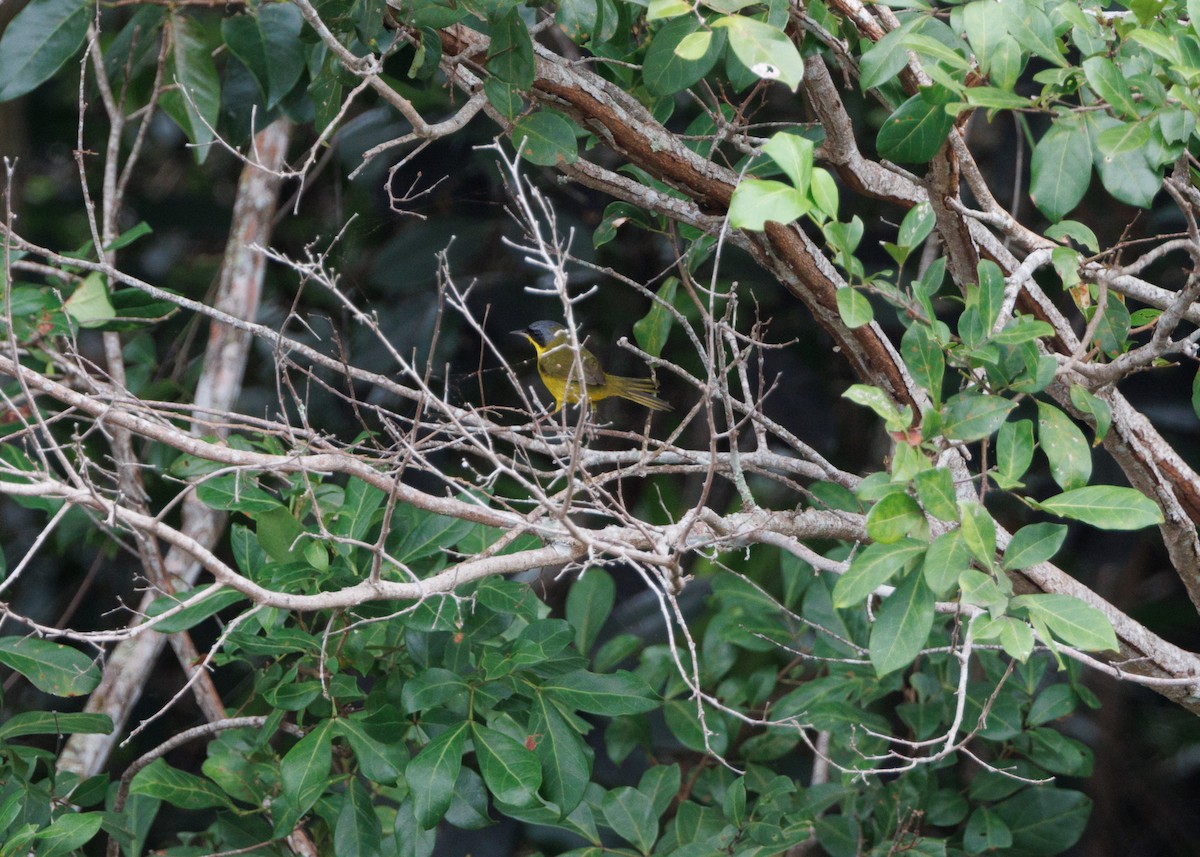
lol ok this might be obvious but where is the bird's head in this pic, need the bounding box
[514,320,568,352]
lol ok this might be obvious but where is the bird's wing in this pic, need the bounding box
[580,349,606,387]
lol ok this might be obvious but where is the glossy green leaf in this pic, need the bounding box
[1044,220,1100,253]
[1037,402,1092,491]
[472,723,542,807]
[923,529,970,595]
[993,788,1090,853]
[542,669,659,714]
[531,694,590,814]
[713,15,804,90]
[64,273,116,328]
[1036,486,1163,528]
[34,812,105,857]
[876,85,958,163]
[0,637,99,697]
[836,287,873,328]
[407,722,468,828]
[1002,523,1068,571]
[1011,594,1118,651]
[859,18,921,91]
[222,4,305,109]
[942,390,1016,441]
[832,539,925,607]
[869,569,935,676]
[1082,56,1139,119]
[1003,0,1066,66]
[633,278,678,359]
[196,474,281,514]
[901,323,944,404]
[601,786,659,852]
[914,467,957,521]
[729,178,808,229]
[566,568,615,655]
[1029,121,1091,222]
[129,758,231,810]
[643,17,725,96]
[488,8,536,89]
[280,719,335,818]
[0,711,111,741]
[145,585,247,633]
[512,110,579,166]
[965,807,1013,854]
[958,501,996,568]
[0,0,89,102]
[1089,114,1161,208]
[996,418,1034,489]
[866,492,925,543]
[763,132,813,193]
[334,779,382,857]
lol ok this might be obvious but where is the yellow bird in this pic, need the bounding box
[513,320,670,412]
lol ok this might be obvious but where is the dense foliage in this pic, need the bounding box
[3,0,1200,853]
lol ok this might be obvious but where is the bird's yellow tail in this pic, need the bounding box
[604,374,671,411]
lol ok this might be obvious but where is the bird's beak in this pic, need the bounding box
[509,329,527,337]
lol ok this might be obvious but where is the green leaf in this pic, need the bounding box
[145,585,246,633]
[901,323,944,404]
[512,110,579,166]
[601,786,659,852]
[729,178,808,230]
[866,492,925,543]
[488,8,536,89]
[407,722,468,828]
[196,473,281,514]
[401,667,469,714]
[280,719,335,818]
[648,0,692,18]
[835,287,873,328]
[531,693,590,814]
[869,569,935,676]
[762,132,813,194]
[1011,593,1119,651]
[129,758,231,810]
[0,711,111,741]
[712,15,804,90]
[958,501,996,568]
[337,718,404,784]
[876,85,958,164]
[1037,402,1092,491]
[0,0,89,102]
[992,788,1090,853]
[1193,369,1200,423]
[964,807,1013,854]
[1027,683,1077,726]
[811,168,840,219]
[1095,119,1152,157]
[674,29,713,60]
[1002,523,1068,571]
[942,390,1016,441]
[1044,220,1100,253]
[566,568,615,654]
[1002,0,1066,66]
[859,18,921,91]
[472,723,542,806]
[335,779,382,857]
[1082,56,1139,120]
[542,670,659,715]
[975,615,1035,661]
[222,4,305,109]
[64,273,116,328]
[1035,486,1163,530]
[913,467,957,522]
[898,201,936,249]
[34,812,105,857]
[160,13,221,163]
[996,418,1034,488]
[1088,114,1162,209]
[633,278,678,358]
[923,529,970,595]
[0,637,99,697]
[1029,121,1091,222]
[643,17,725,96]
[833,539,926,607]
[843,383,911,431]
